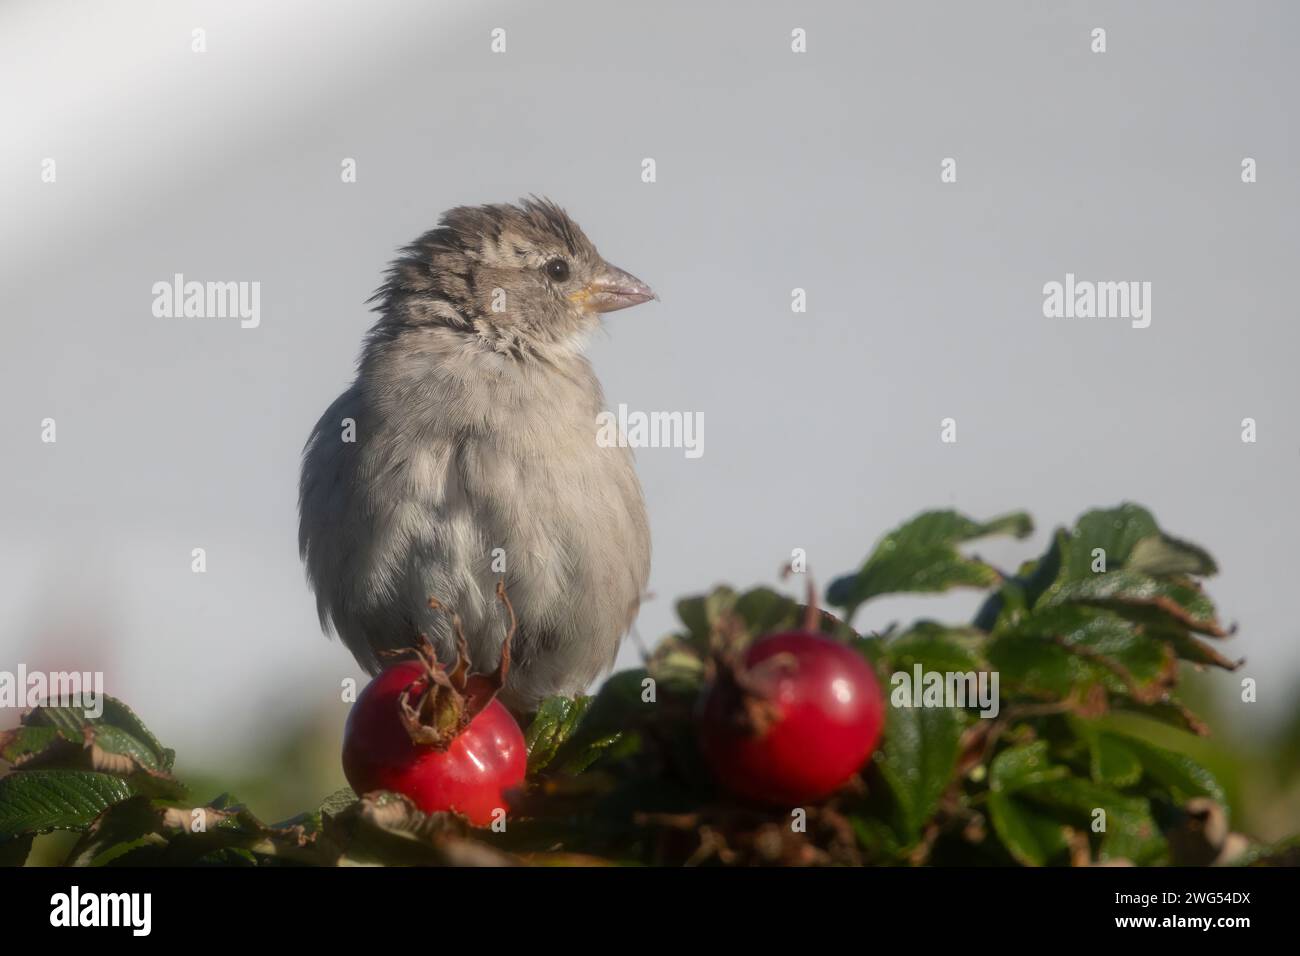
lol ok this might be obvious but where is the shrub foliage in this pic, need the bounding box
[3,503,1296,866]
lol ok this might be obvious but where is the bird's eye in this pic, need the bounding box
[543,258,571,283]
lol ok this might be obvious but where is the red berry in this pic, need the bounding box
[699,631,885,806]
[342,660,526,826]
[342,586,526,826]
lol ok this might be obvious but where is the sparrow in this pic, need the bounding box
[298,198,654,712]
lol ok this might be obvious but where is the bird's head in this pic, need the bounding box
[371,197,656,360]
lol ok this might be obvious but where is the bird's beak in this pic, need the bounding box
[572,263,658,314]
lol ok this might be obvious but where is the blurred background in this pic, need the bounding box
[2,0,1297,839]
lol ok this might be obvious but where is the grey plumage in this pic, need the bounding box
[299,198,654,712]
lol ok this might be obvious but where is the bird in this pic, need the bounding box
[298,198,655,713]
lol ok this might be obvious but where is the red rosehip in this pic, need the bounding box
[341,586,526,827]
[699,630,885,806]
[342,660,525,826]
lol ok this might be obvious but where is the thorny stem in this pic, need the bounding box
[959,699,1078,777]
[780,562,821,633]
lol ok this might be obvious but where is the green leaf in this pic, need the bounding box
[850,815,909,860]
[96,697,175,771]
[987,606,1174,700]
[987,742,1168,864]
[1035,506,1224,640]
[674,594,712,646]
[828,510,1032,619]
[985,744,1072,866]
[989,742,1069,794]
[1043,570,1224,636]
[26,704,87,741]
[549,670,658,775]
[987,792,1070,866]
[1119,736,1227,808]
[0,726,62,764]
[0,771,135,839]
[525,696,594,773]
[1142,620,1240,671]
[64,794,163,867]
[974,531,1065,630]
[668,586,739,656]
[884,622,983,675]
[1074,724,1143,788]
[526,676,657,777]
[873,702,964,843]
[12,695,177,781]
[733,587,799,636]
[986,636,1076,699]
[1018,776,1165,864]
[658,586,862,697]
[85,724,166,774]
[1058,504,1216,581]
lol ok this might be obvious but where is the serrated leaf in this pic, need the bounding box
[974,531,1065,630]
[1118,736,1227,808]
[986,634,1077,699]
[733,587,798,636]
[1018,775,1165,864]
[874,703,963,843]
[1142,620,1240,671]
[1078,726,1143,788]
[664,585,858,668]
[988,605,1176,701]
[989,742,1069,794]
[1044,570,1224,636]
[546,670,655,775]
[525,696,594,773]
[15,695,176,780]
[0,726,61,764]
[828,510,1032,620]
[1039,506,1225,642]
[850,815,908,860]
[986,745,1077,866]
[27,704,88,740]
[1059,504,1215,580]
[64,794,163,867]
[0,771,135,838]
[670,587,738,655]
[987,792,1070,866]
[85,724,165,774]
[1111,697,1210,736]
[674,595,710,645]
[96,697,174,771]
[885,622,983,675]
